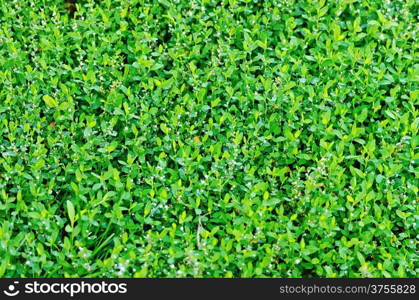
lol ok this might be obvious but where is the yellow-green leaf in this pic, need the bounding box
[43,95,58,108]
[66,200,76,227]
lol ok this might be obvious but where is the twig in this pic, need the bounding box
[197,213,210,250]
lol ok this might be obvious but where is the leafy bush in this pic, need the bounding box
[0,0,417,277]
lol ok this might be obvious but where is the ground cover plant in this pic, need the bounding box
[0,0,417,278]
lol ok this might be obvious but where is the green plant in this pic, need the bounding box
[0,0,417,278]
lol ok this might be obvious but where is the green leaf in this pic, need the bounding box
[66,200,76,227]
[356,108,368,123]
[160,123,169,134]
[42,95,58,108]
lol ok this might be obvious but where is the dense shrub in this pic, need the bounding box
[0,0,417,277]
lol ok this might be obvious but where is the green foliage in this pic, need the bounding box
[0,0,417,278]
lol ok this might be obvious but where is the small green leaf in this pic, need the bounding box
[160,123,169,134]
[42,95,58,108]
[66,200,76,227]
